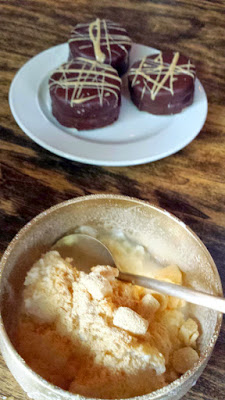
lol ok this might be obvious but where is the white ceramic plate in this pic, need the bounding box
[9,43,208,166]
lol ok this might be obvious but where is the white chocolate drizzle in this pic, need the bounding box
[89,18,106,63]
[49,58,121,107]
[129,52,195,101]
[69,19,132,63]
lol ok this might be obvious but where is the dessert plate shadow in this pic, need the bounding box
[9,43,208,166]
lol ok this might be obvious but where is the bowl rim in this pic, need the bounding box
[0,194,223,400]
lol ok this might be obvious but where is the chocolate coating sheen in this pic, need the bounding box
[128,51,196,115]
[69,19,132,76]
[49,58,121,130]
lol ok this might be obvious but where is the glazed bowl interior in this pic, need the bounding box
[0,195,223,400]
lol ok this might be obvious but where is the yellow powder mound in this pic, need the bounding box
[17,251,199,398]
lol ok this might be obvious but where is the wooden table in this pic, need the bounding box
[0,1,224,399]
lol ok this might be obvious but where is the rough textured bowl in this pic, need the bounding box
[0,194,223,400]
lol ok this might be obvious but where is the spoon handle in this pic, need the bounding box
[119,272,225,314]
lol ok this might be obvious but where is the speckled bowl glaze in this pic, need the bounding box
[0,195,223,400]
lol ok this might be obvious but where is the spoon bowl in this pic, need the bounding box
[53,233,115,272]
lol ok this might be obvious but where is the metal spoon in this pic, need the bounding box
[52,233,225,314]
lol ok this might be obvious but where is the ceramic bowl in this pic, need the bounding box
[0,195,222,400]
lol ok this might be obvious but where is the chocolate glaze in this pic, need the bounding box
[69,19,132,76]
[49,57,121,130]
[128,51,196,115]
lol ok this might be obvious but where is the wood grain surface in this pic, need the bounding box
[0,0,225,399]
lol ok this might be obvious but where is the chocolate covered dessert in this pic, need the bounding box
[128,51,196,115]
[69,18,132,76]
[49,57,121,130]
